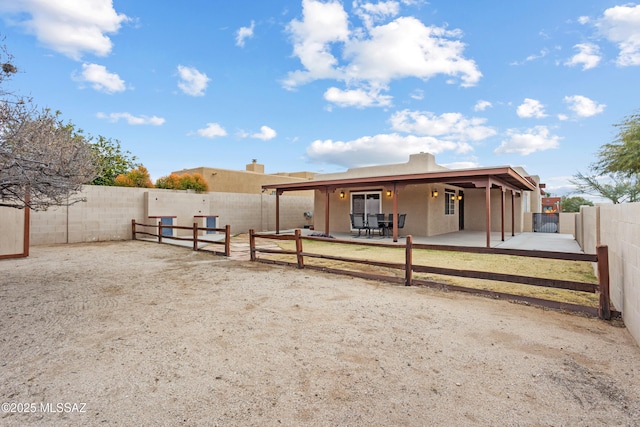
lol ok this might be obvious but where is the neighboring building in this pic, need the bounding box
[173,160,315,196]
[263,153,544,247]
[542,196,562,213]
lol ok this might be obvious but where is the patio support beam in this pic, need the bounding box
[324,187,330,236]
[485,179,491,248]
[275,190,281,234]
[392,182,398,242]
[501,188,506,242]
[511,191,515,236]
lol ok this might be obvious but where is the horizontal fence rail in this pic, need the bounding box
[249,229,615,320]
[132,219,231,256]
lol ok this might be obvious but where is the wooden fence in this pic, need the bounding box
[132,219,231,256]
[249,229,616,320]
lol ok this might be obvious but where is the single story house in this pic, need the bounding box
[262,153,543,247]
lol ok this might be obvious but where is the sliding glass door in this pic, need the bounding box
[351,192,381,222]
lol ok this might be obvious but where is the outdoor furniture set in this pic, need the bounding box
[349,213,406,238]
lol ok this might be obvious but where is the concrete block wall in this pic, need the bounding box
[598,202,640,347]
[30,186,148,245]
[3,186,313,246]
[0,206,27,257]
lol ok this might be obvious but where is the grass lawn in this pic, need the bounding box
[258,237,600,308]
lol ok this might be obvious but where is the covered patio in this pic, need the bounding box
[263,166,538,248]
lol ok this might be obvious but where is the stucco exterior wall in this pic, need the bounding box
[0,206,26,257]
[175,166,313,197]
[558,213,576,236]
[317,182,464,237]
[463,188,522,233]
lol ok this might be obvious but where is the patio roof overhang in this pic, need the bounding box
[262,166,538,247]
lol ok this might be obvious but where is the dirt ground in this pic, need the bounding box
[1,240,639,426]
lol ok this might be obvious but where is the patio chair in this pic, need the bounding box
[367,214,382,237]
[350,214,368,237]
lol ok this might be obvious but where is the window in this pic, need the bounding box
[445,190,455,215]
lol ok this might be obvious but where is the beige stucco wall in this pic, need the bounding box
[558,213,576,236]
[463,188,522,234]
[175,166,313,197]
[0,206,26,257]
[315,182,464,237]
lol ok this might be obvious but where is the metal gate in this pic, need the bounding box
[533,213,559,233]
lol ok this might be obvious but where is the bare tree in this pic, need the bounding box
[1,39,97,210]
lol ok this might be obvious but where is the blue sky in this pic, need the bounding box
[1,1,639,198]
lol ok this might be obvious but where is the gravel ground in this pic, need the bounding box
[1,240,639,426]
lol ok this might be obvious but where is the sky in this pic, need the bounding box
[1,0,639,198]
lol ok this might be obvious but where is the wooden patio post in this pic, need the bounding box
[275,191,280,234]
[158,220,163,243]
[392,183,399,242]
[511,191,515,237]
[324,187,330,236]
[485,180,491,248]
[131,219,136,240]
[597,245,611,320]
[501,188,505,242]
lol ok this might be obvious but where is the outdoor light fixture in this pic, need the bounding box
[386,190,392,197]
[339,191,345,199]
[451,195,456,201]
[431,190,438,198]
[458,195,463,200]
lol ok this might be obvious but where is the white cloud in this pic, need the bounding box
[283,0,481,104]
[251,126,277,141]
[0,0,129,60]
[306,133,460,168]
[343,17,481,87]
[390,110,496,142]
[474,100,492,112]
[96,112,164,125]
[516,98,547,118]
[494,126,561,155]
[596,4,640,66]
[74,63,125,93]
[578,16,591,25]
[177,65,210,96]
[283,0,350,88]
[563,95,606,117]
[353,0,400,28]
[324,86,392,107]
[410,89,424,100]
[565,43,601,70]
[197,123,227,138]
[236,20,255,47]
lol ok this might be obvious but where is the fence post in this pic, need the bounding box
[224,225,231,257]
[131,219,136,240]
[249,229,256,261]
[158,220,163,244]
[295,229,304,268]
[597,245,611,320]
[193,222,198,251]
[405,235,413,286]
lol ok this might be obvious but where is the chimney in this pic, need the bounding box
[246,159,264,174]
